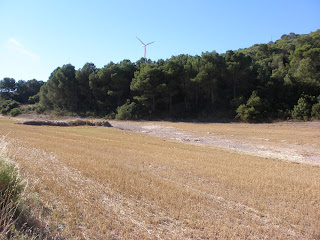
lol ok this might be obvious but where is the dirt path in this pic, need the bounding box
[110,121,320,166]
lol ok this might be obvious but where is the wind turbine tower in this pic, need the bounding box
[137,37,155,63]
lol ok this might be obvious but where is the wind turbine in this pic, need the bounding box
[136,37,155,63]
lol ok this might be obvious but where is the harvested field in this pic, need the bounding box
[110,120,320,166]
[0,118,319,239]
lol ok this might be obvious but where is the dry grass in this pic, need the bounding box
[0,119,319,239]
[159,121,320,149]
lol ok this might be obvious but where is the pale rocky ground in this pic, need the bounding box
[110,120,320,166]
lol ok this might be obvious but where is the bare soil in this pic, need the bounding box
[110,120,320,166]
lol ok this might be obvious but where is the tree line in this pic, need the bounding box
[1,29,320,121]
[0,78,44,115]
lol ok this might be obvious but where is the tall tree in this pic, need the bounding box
[131,62,165,114]
[76,62,97,112]
[45,64,78,112]
[0,78,16,99]
[192,51,224,107]
[88,63,114,115]
[109,60,136,108]
[14,79,44,103]
[162,56,184,114]
[225,51,255,101]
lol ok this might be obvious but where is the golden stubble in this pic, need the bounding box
[159,121,320,149]
[0,120,319,239]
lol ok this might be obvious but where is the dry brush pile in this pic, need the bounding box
[21,119,112,127]
[0,119,319,239]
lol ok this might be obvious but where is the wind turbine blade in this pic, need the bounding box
[136,37,145,46]
[146,41,155,46]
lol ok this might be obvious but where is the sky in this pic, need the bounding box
[0,0,319,82]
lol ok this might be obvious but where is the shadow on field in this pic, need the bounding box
[20,120,112,127]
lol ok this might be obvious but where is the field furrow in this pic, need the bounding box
[0,119,319,239]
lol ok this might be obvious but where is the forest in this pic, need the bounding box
[1,29,320,122]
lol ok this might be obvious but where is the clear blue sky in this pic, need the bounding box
[1,0,319,81]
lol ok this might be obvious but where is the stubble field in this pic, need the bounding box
[0,118,319,239]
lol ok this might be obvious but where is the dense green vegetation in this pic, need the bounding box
[1,30,319,121]
[0,78,44,116]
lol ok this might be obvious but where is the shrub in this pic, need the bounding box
[105,112,116,120]
[0,157,26,236]
[311,96,320,119]
[10,108,21,117]
[34,104,46,114]
[0,100,19,115]
[311,103,320,119]
[236,91,266,122]
[115,100,137,120]
[28,93,40,104]
[292,97,311,120]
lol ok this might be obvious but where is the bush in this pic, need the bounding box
[236,91,266,122]
[311,96,320,119]
[0,157,26,236]
[34,104,46,114]
[292,97,311,120]
[105,112,116,120]
[28,93,40,104]
[0,100,19,115]
[311,103,320,119]
[10,108,21,117]
[115,100,137,120]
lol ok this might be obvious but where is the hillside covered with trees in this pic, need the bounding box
[1,29,320,121]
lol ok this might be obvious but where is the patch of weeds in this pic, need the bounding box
[0,156,58,239]
[0,100,19,115]
[0,156,26,237]
[10,108,21,117]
